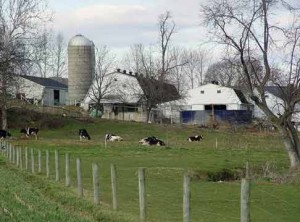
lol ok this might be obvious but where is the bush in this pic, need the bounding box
[207,168,240,182]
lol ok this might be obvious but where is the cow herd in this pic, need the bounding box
[0,128,204,147]
[80,128,204,146]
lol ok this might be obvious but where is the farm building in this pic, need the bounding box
[15,75,68,106]
[254,86,300,124]
[82,69,180,122]
[159,83,253,125]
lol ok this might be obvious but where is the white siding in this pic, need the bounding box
[179,84,244,110]
[18,78,44,100]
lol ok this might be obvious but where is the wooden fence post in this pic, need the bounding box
[241,178,251,222]
[25,147,28,170]
[111,164,118,210]
[46,150,50,178]
[9,144,11,162]
[65,153,71,187]
[16,146,19,167]
[1,141,3,156]
[77,158,83,197]
[6,142,9,159]
[55,150,60,181]
[31,148,35,174]
[12,145,15,164]
[19,147,23,169]
[38,149,42,173]
[138,168,147,222]
[93,163,100,204]
[183,174,191,222]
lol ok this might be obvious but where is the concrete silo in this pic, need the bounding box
[68,34,95,105]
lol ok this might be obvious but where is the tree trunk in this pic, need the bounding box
[146,108,151,123]
[1,104,7,130]
[278,127,300,169]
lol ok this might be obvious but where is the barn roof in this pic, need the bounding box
[136,75,180,104]
[20,75,68,89]
[264,86,286,100]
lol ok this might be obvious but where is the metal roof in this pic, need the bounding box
[68,34,94,46]
[20,75,68,89]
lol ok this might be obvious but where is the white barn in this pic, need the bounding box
[182,83,252,111]
[82,70,180,122]
[159,83,253,124]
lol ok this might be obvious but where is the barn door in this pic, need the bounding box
[54,90,60,105]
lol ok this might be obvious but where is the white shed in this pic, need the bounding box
[16,75,68,106]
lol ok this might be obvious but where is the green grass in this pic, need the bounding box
[0,157,135,222]
[3,118,300,221]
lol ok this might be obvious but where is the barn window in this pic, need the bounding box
[200,90,204,94]
[217,90,221,93]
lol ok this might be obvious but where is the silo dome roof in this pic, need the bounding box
[68,34,94,46]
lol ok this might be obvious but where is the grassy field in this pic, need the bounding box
[2,117,300,221]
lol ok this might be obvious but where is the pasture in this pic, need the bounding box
[3,117,300,221]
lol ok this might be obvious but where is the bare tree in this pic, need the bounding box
[204,59,240,86]
[123,43,157,77]
[168,47,188,95]
[87,46,116,115]
[52,32,67,78]
[183,48,207,88]
[32,28,53,77]
[0,0,50,130]
[202,0,300,168]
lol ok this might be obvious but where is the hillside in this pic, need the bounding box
[2,107,300,221]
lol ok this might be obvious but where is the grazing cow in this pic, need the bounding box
[139,136,165,146]
[79,129,91,141]
[105,133,123,142]
[20,127,39,140]
[0,130,11,140]
[187,135,203,142]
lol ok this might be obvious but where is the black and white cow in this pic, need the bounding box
[20,127,39,140]
[105,133,123,142]
[139,136,165,146]
[187,135,203,142]
[0,130,11,140]
[79,129,91,141]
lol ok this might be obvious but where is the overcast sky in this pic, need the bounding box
[48,0,210,58]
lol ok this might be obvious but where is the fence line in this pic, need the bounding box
[1,142,254,222]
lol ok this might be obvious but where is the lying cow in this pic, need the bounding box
[139,136,165,146]
[187,135,203,142]
[79,129,91,141]
[0,129,11,140]
[105,133,123,141]
[20,127,39,140]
